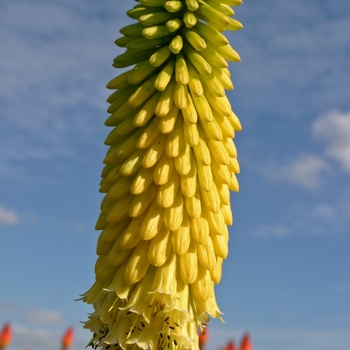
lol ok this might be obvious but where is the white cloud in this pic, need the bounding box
[0,0,132,182]
[313,110,350,173]
[308,203,336,222]
[232,0,350,120]
[11,324,87,350]
[23,309,63,325]
[252,224,291,238]
[292,202,343,236]
[252,200,350,239]
[0,205,20,225]
[267,153,330,189]
[12,325,56,349]
[254,110,350,190]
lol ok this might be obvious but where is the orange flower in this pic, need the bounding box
[0,323,12,350]
[224,340,235,350]
[240,333,252,350]
[198,326,209,350]
[0,323,12,349]
[61,327,74,350]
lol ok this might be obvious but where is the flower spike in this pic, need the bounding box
[0,323,12,350]
[240,333,252,350]
[82,1,243,349]
[61,327,74,350]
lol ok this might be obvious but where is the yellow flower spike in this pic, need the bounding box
[83,0,243,348]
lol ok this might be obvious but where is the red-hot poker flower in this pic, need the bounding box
[198,326,209,350]
[240,333,252,350]
[81,0,243,349]
[0,323,12,349]
[61,327,74,350]
[224,340,235,350]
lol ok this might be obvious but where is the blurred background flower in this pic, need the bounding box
[0,323,12,350]
[61,327,74,350]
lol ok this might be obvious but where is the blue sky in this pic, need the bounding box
[1,0,350,349]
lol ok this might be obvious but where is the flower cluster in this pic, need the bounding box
[81,1,243,349]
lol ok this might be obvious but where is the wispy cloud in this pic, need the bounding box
[23,309,63,326]
[313,110,350,173]
[234,0,350,117]
[252,200,350,239]
[0,302,87,349]
[11,324,87,350]
[0,0,131,182]
[256,109,350,190]
[0,205,20,225]
[252,224,291,239]
[268,153,331,189]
